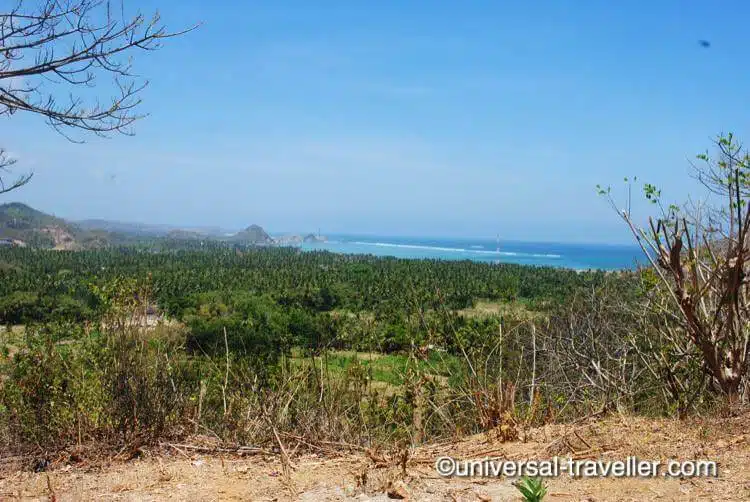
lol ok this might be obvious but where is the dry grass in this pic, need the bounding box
[2,411,749,501]
[0,325,25,334]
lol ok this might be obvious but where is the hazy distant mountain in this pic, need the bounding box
[77,218,226,237]
[231,224,273,244]
[77,218,173,236]
[166,229,206,240]
[0,203,301,250]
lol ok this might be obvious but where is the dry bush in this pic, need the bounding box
[602,133,750,405]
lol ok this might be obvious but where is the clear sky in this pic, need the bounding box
[4,0,750,244]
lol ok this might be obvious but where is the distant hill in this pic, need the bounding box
[231,224,273,244]
[166,229,205,240]
[77,218,175,236]
[0,203,286,250]
[0,202,84,249]
[77,219,226,237]
[0,202,64,229]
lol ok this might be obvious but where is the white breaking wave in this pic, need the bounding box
[473,249,518,256]
[348,241,561,259]
[351,241,468,253]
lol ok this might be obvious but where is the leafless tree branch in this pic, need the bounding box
[0,0,197,193]
[0,148,32,194]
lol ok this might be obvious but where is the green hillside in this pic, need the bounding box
[0,202,77,248]
[0,203,279,249]
[0,203,118,249]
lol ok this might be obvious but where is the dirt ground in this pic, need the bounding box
[2,411,749,501]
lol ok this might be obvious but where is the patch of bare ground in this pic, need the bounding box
[39,226,78,250]
[2,411,749,501]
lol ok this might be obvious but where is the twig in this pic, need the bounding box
[278,432,365,453]
[272,427,296,470]
[272,426,297,499]
[159,442,272,456]
[573,430,591,450]
[46,473,56,502]
[222,326,229,417]
[462,446,507,459]
[165,443,191,459]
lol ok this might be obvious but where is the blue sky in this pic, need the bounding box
[4,0,750,244]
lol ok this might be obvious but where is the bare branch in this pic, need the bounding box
[0,148,32,194]
[0,0,197,194]
[1,0,197,137]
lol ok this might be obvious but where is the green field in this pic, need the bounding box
[288,348,462,388]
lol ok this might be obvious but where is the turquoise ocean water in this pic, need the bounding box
[295,234,642,271]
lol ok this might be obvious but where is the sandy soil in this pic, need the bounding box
[2,411,749,501]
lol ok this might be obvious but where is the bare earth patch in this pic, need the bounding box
[2,411,749,501]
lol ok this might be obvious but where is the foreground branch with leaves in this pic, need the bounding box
[600,133,750,404]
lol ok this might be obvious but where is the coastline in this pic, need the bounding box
[292,235,640,271]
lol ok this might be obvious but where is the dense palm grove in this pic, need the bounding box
[0,244,614,353]
[0,245,608,312]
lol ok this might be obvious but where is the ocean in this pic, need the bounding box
[296,234,642,271]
